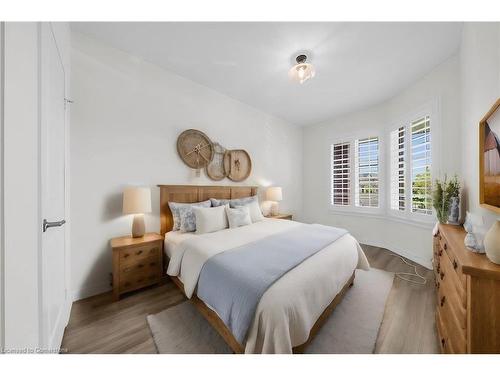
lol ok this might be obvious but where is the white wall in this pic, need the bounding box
[302,55,461,268]
[460,23,500,235]
[70,33,303,300]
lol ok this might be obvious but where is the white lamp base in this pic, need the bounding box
[132,214,145,238]
[270,202,280,216]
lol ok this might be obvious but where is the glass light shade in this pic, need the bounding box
[266,187,283,202]
[123,187,152,214]
[288,63,315,84]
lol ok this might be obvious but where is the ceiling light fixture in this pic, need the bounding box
[289,54,315,84]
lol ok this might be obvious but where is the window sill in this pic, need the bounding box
[328,206,435,230]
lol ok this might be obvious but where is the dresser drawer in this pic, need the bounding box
[436,310,467,354]
[120,255,160,275]
[439,248,466,307]
[119,242,161,266]
[436,286,466,353]
[119,269,160,293]
[439,231,466,288]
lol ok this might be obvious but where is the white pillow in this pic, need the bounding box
[193,205,228,234]
[245,200,264,223]
[225,205,252,229]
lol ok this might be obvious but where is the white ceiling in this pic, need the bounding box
[72,22,463,126]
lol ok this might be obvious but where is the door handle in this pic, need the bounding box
[43,219,66,232]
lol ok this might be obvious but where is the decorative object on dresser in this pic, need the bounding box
[177,129,215,170]
[266,186,283,216]
[223,149,252,182]
[205,142,227,181]
[269,213,293,220]
[432,175,461,224]
[479,98,500,213]
[110,233,163,301]
[484,219,500,264]
[463,211,483,253]
[123,186,152,238]
[433,224,500,353]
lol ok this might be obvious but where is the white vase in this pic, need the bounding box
[484,219,500,264]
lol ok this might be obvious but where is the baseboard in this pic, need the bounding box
[72,282,111,302]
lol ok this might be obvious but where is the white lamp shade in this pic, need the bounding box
[123,187,152,214]
[266,187,283,202]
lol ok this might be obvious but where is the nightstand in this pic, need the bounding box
[269,213,293,220]
[110,232,163,301]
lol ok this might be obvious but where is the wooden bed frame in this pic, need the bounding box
[158,184,355,354]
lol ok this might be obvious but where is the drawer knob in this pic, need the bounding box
[149,262,156,267]
[438,249,443,256]
[136,250,143,255]
[138,263,144,268]
[436,281,440,290]
[443,243,447,250]
[440,272,445,280]
[440,296,446,307]
[124,253,130,258]
[453,260,458,269]
[441,338,445,347]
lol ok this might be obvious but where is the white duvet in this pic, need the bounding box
[165,218,369,354]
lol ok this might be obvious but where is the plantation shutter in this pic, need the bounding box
[410,116,432,214]
[355,137,379,208]
[330,142,351,206]
[390,126,406,211]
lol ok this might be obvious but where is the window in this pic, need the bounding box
[389,115,432,216]
[330,142,350,206]
[410,116,432,215]
[390,126,406,211]
[355,137,379,208]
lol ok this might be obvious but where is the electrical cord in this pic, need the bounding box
[388,253,427,285]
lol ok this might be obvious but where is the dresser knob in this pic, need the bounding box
[138,263,144,268]
[149,262,156,267]
[453,260,458,269]
[436,281,440,290]
[440,296,446,307]
[443,243,447,250]
[441,338,445,347]
[136,250,143,255]
[440,272,445,280]
[124,253,130,258]
[438,249,443,256]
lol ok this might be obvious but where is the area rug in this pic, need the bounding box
[147,268,394,354]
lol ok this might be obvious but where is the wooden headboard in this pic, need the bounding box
[157,185,258,236]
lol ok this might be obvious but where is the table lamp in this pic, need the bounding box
[123,186,152,238]
[266,186,282,216]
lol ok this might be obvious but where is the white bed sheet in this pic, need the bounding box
[164,219,369,353]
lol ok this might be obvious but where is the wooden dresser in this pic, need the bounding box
[433,224,500,353]
[110,233,163,301]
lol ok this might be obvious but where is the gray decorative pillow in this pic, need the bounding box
[168,200,211,232]
[225,205,252,229]
[210,195,257,208]
[210,198,231,207]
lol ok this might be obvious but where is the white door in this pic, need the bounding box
[40,23,69,350]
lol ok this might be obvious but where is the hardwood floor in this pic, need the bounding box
[61,244,438,354]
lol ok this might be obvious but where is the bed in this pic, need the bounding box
[158,184,369,354]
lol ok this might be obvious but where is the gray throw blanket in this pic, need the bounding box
[196,224,348,344]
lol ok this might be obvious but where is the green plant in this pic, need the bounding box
[432,175,460,223]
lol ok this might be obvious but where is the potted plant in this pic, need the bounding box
[432,175,460,224]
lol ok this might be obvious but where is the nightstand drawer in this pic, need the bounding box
[120,270,160,293]
[120,255,160,274]
[119,243,161,266]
